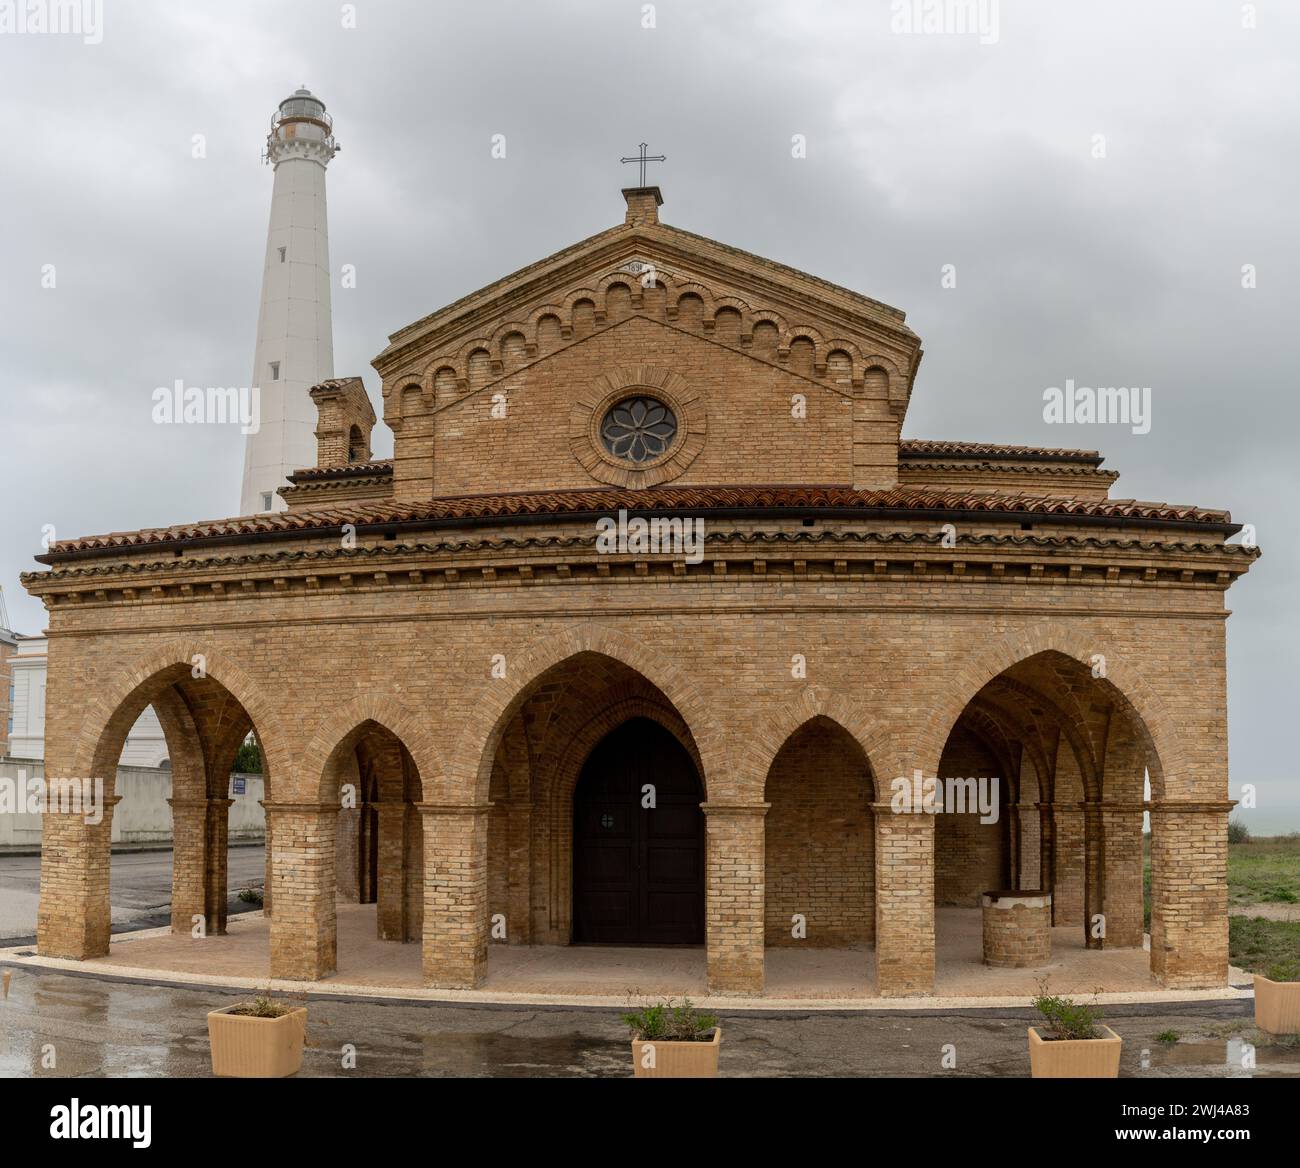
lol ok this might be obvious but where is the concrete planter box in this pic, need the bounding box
[207,1005,307,1077]
[631,1026,721,1078]
[1028,1025,1121,1078]
[1254,975,1300,1035]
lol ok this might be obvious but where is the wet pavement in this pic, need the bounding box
[1,964,1298,1077]
[0,846,265,941]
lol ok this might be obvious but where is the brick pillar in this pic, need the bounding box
[873,804,935,996]
[205,798,234,935]
[1051,804,1084,927]
[375,801,407,941]
[703,803,767,995]
[336,805,361,901]
[168,798,209,934]
[37,791,120,960]
[1037,802,1054,910]
[267,802,338,980]
[1083,801,1104,949]
[419,804,490,988]
[506,801,533,945]
[358,804,377,903]
[1149,802,1231,987]
[1018,804,1041,888]
[403,803,424,943]
[1100,800,1146,948]
[1007,803,1022,886]
[259,800,272,917]
[389,383,435,500]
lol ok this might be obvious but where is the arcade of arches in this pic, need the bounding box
[25,184,1250,1000]
[35,638,1224,998]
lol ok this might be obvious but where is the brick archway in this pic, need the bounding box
[299,695,445,805]
[446,623,729,805]
[68,640,286,783]
[41,641,283,961]
[746,686,890,799]
[914,625,1176,799]
[539,692,700,944]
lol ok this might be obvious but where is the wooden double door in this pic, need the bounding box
[572,717,705,945]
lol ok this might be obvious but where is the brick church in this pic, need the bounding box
[25,185,1256,997]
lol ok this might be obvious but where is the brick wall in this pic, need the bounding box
[935,727,1007,905]
[764,717,874,946]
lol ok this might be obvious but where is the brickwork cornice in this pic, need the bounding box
[22,524,1256,611]
[20,520,1253,608]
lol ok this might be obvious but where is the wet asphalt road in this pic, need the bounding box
[0,847,266,941]
[0,965,1297,1078]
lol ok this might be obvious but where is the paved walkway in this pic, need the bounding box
[0,964,1291,1078]
[0,847,265,941]
[2,903,1253,1012]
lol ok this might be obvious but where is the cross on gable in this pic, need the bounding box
[620,142,666,187]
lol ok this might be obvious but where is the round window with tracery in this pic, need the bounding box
[600,396,677,464]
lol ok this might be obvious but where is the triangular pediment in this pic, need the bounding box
[373,197,923,421]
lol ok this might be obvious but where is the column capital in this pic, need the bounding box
[1149,800,1237,815]
[262,800,341,815]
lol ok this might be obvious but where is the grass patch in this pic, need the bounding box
[1227,835,1300,905]
[1143,834,1300,933]
[1228,915,1300,975]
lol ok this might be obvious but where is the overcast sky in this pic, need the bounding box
[1,1,1296,824]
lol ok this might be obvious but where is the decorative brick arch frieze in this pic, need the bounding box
[745,686,891,802]
[914,625,1179,800]
[296,694,446,804]
[446,624,728,805]
[390,266,917,419]
[69,640,287,783]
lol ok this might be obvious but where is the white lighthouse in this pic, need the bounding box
[239,87,340,515]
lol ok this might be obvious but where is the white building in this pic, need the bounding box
[238,87,340,516]
[6,634,168,767]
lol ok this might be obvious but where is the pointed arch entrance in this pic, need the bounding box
[572,717,705,945]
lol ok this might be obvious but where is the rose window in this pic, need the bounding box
[599,396,677,463]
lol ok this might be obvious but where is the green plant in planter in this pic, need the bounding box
[622,998,718,1042]
[228,993,292,1019]
[1032,989,1104,1041]
[1264,960,1300,983]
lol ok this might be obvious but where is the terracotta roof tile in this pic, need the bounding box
[37,484,1236,562]
[899,440,1103,463]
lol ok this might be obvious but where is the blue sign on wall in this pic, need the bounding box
[232,777,246,795]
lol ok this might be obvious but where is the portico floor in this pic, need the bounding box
[0,902,1252,1010]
